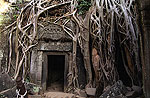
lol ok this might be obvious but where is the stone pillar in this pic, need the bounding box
[36,51,43,85]
[30,50,43,85]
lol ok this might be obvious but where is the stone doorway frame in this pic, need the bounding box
[41,52,68,91]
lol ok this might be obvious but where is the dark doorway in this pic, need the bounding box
[47,55,65,91]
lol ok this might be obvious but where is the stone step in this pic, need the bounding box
[44,92,75,98]
[28,92,86,98]
[28,95,42,98]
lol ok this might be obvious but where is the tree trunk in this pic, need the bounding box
[137,0,150,97]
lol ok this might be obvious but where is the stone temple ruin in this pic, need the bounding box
[30,22,74,91]
[1,0,88,94]
[1,0,149,97]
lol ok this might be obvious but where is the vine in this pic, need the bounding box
[0,0,142,95]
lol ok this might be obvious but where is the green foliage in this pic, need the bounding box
[10,5,21,20]
[15,6,20,11]
[76,0,91,15]
[0,4,21,29]
[0,15,4,26]
[33,86,40,93]
[0,94,6,98]
[0,13,11,28]
[13,14,19,20]
[25,76,30,83]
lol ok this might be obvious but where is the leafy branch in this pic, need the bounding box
[76,0,91,15]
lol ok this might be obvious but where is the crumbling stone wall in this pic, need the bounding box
[0,32,8,73]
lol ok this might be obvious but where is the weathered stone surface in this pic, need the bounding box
[125,91,136,98]
[0,73,16,98]
[30,50,39,84]
[0,86,16,98]
[79,90,87,97]
[0,30,9,73]
[38,22,72,41]
[31,21,73,91]
[132,86,142,94]
[0,73,15,91]
[99,81,142,98]
[125,86,142,98]
[38,41,72,51]
[86,88,96,96]
[37,22,72,52]
[28,95,42,98]
[30,50,43,85]
[99,81,127,98]
[44,92,76,98]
